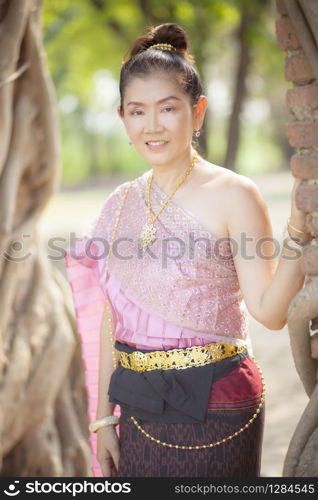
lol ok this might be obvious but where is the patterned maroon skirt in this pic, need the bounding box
[117,355,265,477]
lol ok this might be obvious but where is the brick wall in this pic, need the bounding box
[275,0,318,276]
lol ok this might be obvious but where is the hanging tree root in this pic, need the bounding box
[0,1,91,476]
[283,275,318,476]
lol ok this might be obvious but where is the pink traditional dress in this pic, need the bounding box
[64,171,263,477]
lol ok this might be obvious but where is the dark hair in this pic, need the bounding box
[119,23,203,116]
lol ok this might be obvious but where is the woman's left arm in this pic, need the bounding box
[226,176,310,331]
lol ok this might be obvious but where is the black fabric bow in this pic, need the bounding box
[108,341,248,423]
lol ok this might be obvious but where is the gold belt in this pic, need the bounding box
[117,342,247,372]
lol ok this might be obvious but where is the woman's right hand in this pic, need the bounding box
[96,425,120,477]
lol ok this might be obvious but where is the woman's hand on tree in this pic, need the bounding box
[290,176,307,227]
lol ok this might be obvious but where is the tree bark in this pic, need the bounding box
[282,276,318,476]
[0,0,91,476]
[276,0,318,478]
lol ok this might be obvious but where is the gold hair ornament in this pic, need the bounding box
[147,43,177,52]
[148,42,196,63]
[121,43,176,65]
[121,42,196,65]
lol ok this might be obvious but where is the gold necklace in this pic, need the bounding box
[139,151,198,251]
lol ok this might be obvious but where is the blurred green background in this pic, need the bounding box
[43,0,292,188]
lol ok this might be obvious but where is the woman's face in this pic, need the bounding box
[118,72,205,167]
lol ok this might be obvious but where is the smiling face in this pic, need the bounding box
[118,72,206,168]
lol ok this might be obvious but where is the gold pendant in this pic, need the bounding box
[139,223,157,251]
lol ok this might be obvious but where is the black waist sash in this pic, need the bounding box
[108,340,249,423]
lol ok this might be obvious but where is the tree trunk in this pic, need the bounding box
[276,0,318,478]
[223,10,251,172]
[0,0,91,476]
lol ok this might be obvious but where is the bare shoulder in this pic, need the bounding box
[202,159,265,208]
[202,159,256,190]
[199,159,268,237]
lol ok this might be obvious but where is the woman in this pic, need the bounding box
[64,23,311,478]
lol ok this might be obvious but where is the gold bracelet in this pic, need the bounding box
[285,217,312,246]
[287,217,311,235]
[89,415,120,433]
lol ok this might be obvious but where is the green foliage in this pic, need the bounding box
[43,0,288,184]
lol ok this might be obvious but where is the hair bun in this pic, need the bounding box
[128,23,195,64]
[152,23,188,51]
